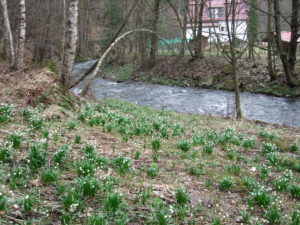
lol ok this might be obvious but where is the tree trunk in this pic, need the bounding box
[225,0,242,119]
[267,0,276,81]
[289,0,299,77]
[16,0,26,70]
[149,0,160,67]
[194,0,205,59]
[180,0,188,56]
[60,0,67,61]
[1,0,15,66]
[273,0,300,87]
[61,0,79,88]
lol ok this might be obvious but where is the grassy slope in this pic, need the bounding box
[0,99,300,225]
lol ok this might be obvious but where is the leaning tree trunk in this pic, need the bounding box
[267,0,276,81]
[194,0,205,59]
[61,0,79,88]
[16,0,26,70]
[0,0,15,66]
[149,0,161,67]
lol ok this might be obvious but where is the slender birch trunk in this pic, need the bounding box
[267,0,276,81]
[0,0,15,66]
[62,0,79,88]
[16,0,26,69]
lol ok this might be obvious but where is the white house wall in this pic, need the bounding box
[187,20,248,43]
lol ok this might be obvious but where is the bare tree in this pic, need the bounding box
[61,0,79,88]
[149,0,161,67]
[273,0,300,87]
[0,0,15,66]
[16,0,26,69]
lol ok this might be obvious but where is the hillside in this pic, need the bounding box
[0,65,300,224]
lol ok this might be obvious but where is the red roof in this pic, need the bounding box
[281,31,300,42]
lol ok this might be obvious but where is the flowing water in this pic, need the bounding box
[72,60,300,127]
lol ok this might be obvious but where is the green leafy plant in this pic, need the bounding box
[86,214,107,225]
[290,144,299,153]
[265,206,281,225]
[147,163,159,178]
[242,138,256,149]
[203,144,214,155]
[105,192,123,213]
[23,195,34,212]
[258,131,277,140]
[113,156,132,174]
[261,142,278,154]
[224,163,241,175]
[53,145,68,165]
[290,184,300,199]
[242,176,259,191]
[249,188,272,207]
[28,114,44,130]
[41,168,59,184]
[177,140,191,152]
[77,177,100,197]
[7,132,22,149]
[133,150,141,159]
[0,105,11,123]
[74,135,81,144]
[152,139,161,151]
[290,210,300,225]
[175,188,189,206]
[218,177,235,191]
[76,160,95,177]
[0,147,11,163]
[28,144,46,170]
[0,194,7,211]
[68,120,77,130]
[62,189,80,211]
[267,152,280,166]
[187,162,204,177]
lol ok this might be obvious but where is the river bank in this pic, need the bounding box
[101,56,300,98]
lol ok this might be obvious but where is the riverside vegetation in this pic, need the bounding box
[0,97,299,224]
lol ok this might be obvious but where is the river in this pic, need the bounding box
[72,60,300,127]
